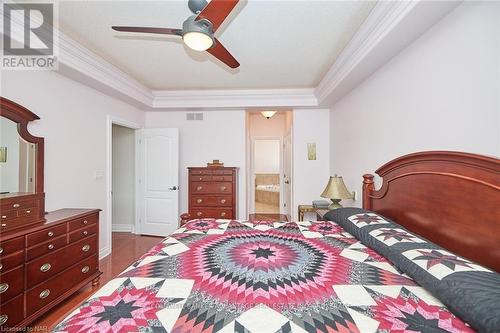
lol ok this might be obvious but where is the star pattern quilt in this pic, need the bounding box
[54,219,475,333]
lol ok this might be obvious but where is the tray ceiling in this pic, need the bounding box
[59,1,376,91]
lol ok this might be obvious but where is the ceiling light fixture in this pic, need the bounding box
[261,111,277,119]
[182,16,214,51]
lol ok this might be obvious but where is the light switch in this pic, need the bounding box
[95,170,104,179]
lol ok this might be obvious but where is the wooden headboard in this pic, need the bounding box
[362,151,500,272]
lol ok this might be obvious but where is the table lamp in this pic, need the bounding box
[320,175,353,210]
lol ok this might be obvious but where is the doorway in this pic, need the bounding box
[246,111,293,217]
[253,139,281,213]
[111,124,136,233]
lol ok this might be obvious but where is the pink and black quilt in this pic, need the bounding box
[54,217,486,333]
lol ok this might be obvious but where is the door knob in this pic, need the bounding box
[285,180,290,184]
[169,186,178,190]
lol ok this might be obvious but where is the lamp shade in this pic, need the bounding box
[320,175,352,200]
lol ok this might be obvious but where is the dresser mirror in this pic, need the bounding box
[0,97,45,230]
[0,117,37,194]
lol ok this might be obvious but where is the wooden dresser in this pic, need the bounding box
[188,167,238,219]
[0,209,102,329]
[1,193,45,232]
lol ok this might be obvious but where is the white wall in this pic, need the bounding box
[329,1,500,207]
[292,109,331,220]
[112,124,136,232]
[0,118,20,193]
[254,140,280,174]
[1,70,145,257]
[145,111,247,219]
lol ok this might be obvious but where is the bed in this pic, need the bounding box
[255,174,280,206]
[53,151,500,333]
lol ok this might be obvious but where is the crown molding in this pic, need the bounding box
[58,32,153,107]
[315,0,461,106]
[151,88,317,109]
[315,1,418,104]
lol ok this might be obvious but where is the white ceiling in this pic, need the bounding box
[59,1,376,91]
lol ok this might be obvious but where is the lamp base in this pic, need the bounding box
[328,199,343,210]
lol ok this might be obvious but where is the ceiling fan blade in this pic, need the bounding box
[196,0,239,32]
[207,38,239,68]
[112,26,182,36]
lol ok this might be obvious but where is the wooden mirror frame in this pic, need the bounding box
[0,97,44,194]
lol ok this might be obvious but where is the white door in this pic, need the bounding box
[138,128,179,236]
[282,131,292,217]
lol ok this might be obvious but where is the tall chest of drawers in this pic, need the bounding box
[0,208,102,330]
[188,167,238,219]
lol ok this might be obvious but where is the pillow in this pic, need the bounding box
[325,207,500,333]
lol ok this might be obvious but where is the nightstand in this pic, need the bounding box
[298,205,330,221]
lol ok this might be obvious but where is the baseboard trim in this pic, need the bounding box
[99,245,111,260]
[112,224,135,233]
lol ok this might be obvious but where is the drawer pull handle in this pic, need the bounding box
[0,264,3,271]
[1,215,6,219]
[26,210,31,214]
[220,186,227,191]
[47,231,54,237]
[199,177,203,180]
[0,247,3,254]
[39,289,50,299]
[12,204,20,208]
[0,315,8,326]
[220,212,226,217]
[48,244,54,250]
[1,223,6,228]
[83,230,88,236]
[196,199,203,203]
[40,263,51,272]
[82,244,91,252]
[196,186,203,191]
[0,283,9,294]
[196,212,203,217]
[220,199,226,204]
[83,220,88,225]
[82,266,90,274]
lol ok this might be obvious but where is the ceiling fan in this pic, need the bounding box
[112,0,240,68]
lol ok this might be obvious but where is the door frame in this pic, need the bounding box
[249,137,283,214]
[105,115,141,259]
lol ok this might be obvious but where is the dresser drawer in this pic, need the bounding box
[26,255,98,316]
[191,196,232,207]
[1,198,37,212]
[0,237,24,257]
[191,182,233,194]
[0,294,24,329]
[17,206,40,218]
[27,235,68,261]
[68,213,98,232]
[27,235,97,287]
[0,265,24,304]
[0,211,17,222]
[190,169,213,175]
[69,223,97,243]
[1,214,41,231]
[27,223,67,247]
[0,250,24,274]
[190,208,233,219]
[212,169,233,175]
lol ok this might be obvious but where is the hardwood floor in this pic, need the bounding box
[255,201,280,213]
[29,232,163,331]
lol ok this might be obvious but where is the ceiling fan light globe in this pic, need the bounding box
[183,31,214,51]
